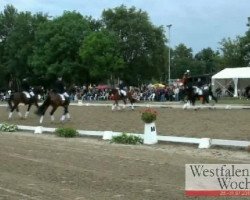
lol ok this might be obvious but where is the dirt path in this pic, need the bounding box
[0,132,249,200]
[1,104,250,140]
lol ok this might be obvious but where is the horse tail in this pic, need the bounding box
[7,94,13,110]
[36,95,50,116]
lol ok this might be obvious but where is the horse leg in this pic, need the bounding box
[205,95,209,104]
[129,98,135,110]
[65,104,70,120]
[9,103,22,119]
[187,96,195,109]
[131,102,134,110]
[211,94,217,103]
[39,105,49,124]
[122,98,127,109]
[60,106,68,122]
[16,105,23,118]
[66,109,70,120]
[49,106,57,122]
[8,103,16,119]
[24,104,32,118]
[112,100,118,111]
[201,95,206,104]
[112,102,116,110]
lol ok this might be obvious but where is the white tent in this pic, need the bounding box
[211,67,250,97]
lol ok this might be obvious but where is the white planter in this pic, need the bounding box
[143,122,157,144]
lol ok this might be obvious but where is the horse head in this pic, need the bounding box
[32,86,45,100]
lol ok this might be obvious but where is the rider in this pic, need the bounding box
[196,78,203,95]
[53,76,69,100]
[197,78,203,88]
[182,70,191,89]
[118,80,127,97]
[21,78,34,98]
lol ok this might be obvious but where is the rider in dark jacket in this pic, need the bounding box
[21,78,30,92]
[54,77,65,94]
[182,70,191,89]
[21,78,34,97]
[53,77,69,99]
[118,80,127,97]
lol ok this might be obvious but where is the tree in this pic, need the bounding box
[171,43,194,79]
[0,5,19,89]
[102,5,167,84]
[0,5,48,90]
[239,30,250,66]
[194,47,221,74]
[30,11,91,86]
[79,30,124,83]
[219,37,244,67]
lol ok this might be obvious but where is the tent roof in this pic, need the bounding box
[212,67,250,79]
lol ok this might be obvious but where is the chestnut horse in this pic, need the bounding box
[109,88,138,110]
[8,87,44,119]
[36,91,70,123]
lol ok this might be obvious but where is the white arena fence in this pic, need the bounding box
[1,102,250,149]
[0,123,249,149]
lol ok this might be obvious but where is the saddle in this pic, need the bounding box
[58,92,69,101]
[119,90,127,97]
[192,86,203,95]
[23,91,31,98]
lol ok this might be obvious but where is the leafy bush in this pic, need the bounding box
[141,108,157,123]
[55,127,78,138]
[0,123,18,132]
[111,133,143,145]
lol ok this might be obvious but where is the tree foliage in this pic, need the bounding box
[0,5,48,90]
[30,11,91,86]
[79,30,124,83]
[102,5,167,84]
[219,37,244,67]
[0,4,249,90]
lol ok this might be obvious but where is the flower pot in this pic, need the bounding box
[143,122,157,144]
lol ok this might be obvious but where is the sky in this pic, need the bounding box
[1,0,250,54]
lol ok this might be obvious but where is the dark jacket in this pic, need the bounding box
[119,82,126,90]
[54,80,65,94]
[21,80,30,91]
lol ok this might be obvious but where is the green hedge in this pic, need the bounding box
[111,133,143,145]
[0,123,18,132]
[55,127,79,138]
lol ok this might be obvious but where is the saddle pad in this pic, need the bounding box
[23,91,31,98]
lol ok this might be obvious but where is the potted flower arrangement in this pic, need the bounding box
[141,108,158,145]
[141,108,157,123]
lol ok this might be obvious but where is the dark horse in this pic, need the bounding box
[36,91,70,124]
[109,88,138,110]
[245,86,250,99]
[184,85,217,109]
[8,87,43,119]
